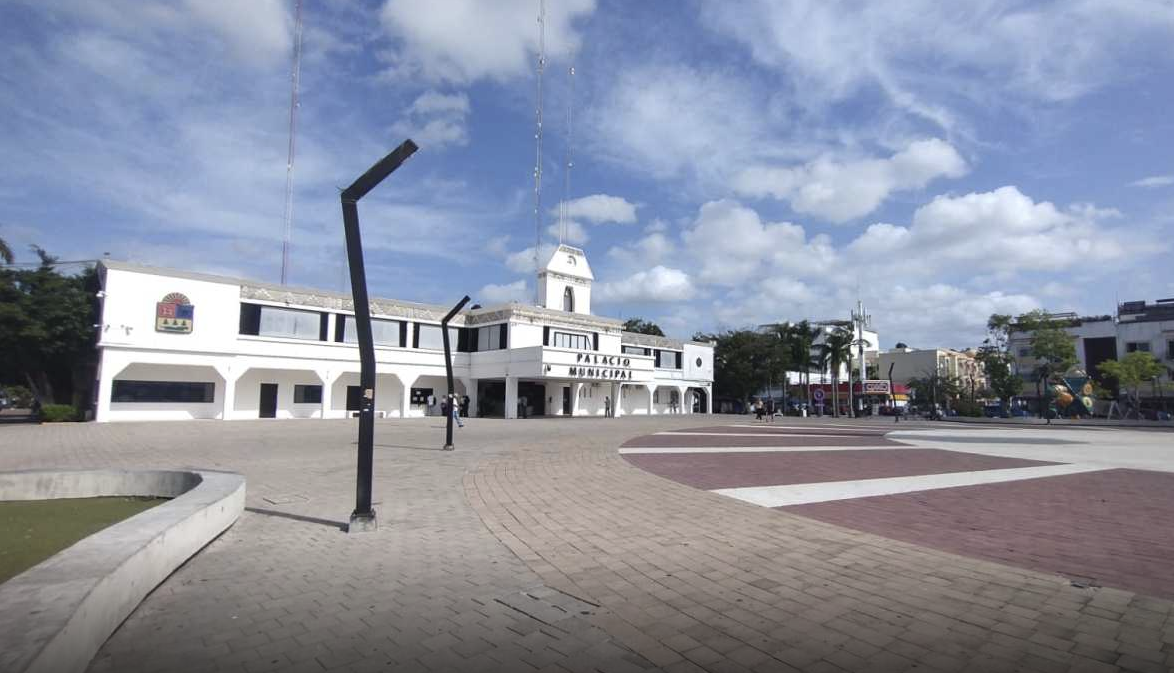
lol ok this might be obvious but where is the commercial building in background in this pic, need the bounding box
[752,320,882,414]
[93,246,713,422]
[875,346,987,393]
[1009,301,1174,412]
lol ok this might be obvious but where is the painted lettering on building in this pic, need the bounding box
[567,352,633,379]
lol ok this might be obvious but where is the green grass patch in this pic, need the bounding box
[0,496,167,584]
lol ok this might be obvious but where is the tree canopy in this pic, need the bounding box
[696,328,793,402]
[978,312,1023,408]
[622,317,665,336]
[0,247,98,407]
[1098,352,1165,413]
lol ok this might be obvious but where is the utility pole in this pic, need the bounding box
[850,300,871,417]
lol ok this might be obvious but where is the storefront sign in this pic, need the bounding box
[862,381,891,394]
[566,352,633,380]
[156,293,194,333]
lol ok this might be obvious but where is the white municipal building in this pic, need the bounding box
[93,246,714,422]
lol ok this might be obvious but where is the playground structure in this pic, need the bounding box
[1048,370,1096,418]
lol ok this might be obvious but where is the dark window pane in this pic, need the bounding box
[294,385,322,404]
[112,380,214,403]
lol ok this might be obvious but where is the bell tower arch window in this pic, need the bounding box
[563,286,575,312]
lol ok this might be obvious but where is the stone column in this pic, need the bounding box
[705,385,713,414]
[505,376,519,419]
[612,382,622,418]
[570,382,582,416]
[677,385,689,414]
[646,384,658,416]
[398,374,418,419]
[317,369,337,419]
[214,364,241,421]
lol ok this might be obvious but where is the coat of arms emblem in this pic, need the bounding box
[156,292,194,333]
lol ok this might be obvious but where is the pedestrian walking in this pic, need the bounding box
[604,395,612,418]
[754,398,765,422]
[450,393,463,428]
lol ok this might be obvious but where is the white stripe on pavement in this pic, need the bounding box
[711,463,1105,507]
[728,424,884,433]
[656,432,871,438]
[620,445,903,454]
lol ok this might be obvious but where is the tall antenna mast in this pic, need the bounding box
[532,0,546,304]
[559,65,575,244]
[280,0,304,285]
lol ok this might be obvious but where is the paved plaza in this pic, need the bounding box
[1,417,1173,673]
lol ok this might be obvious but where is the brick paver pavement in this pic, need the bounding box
[787,468,1174,602]
[623,449,1055,490]
[1,418,1172,673]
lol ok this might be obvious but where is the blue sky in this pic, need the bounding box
[2,0,1173,347]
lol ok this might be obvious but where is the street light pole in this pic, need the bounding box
[340,139,419,533]
[441,295,471,451]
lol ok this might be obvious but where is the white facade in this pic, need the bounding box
[93,248,713,422]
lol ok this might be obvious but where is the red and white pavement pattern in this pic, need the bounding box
[621,421,1174,601]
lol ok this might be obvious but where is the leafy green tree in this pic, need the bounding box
[0,236,13,265]
[1011,309,1077,417]
[821,328,853,417]
[697,329,794,407]
[978,313,1023,412]
[1098,352,1165,418]
[907,371,962,417]
[622,317,665,336]
[0,247,98,408]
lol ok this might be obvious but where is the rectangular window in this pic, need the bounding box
[656,350,682,369]
[416,324,458,350]
[255,306,321,340]
[477,324,503,350]
[552,332,590,350]
[293,384,322,404]
[622,346,648,356]
[1126,341,1151,353]
[1017,347,1031,357]
[341,316,402,347]
[112,380,214,403]
[1168,340,1174,360]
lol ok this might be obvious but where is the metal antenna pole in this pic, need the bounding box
[340,139,419,533]
[441,295,472,450]
[280,0,304,285]
[532,0,546,304]
[559,65,575,244]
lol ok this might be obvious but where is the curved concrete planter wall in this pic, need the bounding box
[0,469,245,673]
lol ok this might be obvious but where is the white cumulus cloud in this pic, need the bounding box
[847,185,1126,275]
[595,266,695,303]
[553,194,637,224]
[477,279,529,304]
[681,200,838,285]
[391,90,470,149]
[380,0,596,83]
[1130,175,1174,188]
[734,139,968,223]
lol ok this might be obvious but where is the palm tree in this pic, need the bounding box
[821,328,854,417]
[791,320,820,414]
[0,236,13,265]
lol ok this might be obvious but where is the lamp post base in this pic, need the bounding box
[347,510,378,533]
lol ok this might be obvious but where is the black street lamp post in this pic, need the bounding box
[441,295,471,450]
[340,139,418,533]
